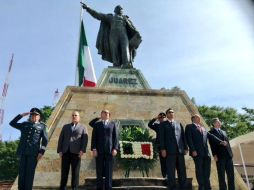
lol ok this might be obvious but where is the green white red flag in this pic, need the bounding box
[76,20,97,87]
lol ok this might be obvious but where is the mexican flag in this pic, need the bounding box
[76,20,97,87]
[119,141,154,159]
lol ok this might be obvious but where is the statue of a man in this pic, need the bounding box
[82,3,142,68]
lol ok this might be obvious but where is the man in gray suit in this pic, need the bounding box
[160,108,188,190]
[57,111,88,190]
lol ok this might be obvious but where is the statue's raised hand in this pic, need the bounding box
[80,2,88,9]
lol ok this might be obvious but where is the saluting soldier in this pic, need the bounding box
[9,107,48,190]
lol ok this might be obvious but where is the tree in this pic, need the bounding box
[198,105,254,139]
[0,140,19,180]
[40,105,54,123]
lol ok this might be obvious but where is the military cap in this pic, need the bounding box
[30,107,42,115]
[158,112,166,118]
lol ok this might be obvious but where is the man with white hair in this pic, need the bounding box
[89,109,119,190]
[57,111,88,190]
[209,118,235,190]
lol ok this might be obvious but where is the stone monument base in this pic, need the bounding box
[97,67,150,89]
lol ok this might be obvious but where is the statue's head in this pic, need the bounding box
[114,5,123,15]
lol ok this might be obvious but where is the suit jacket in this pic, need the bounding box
[160,120,188,154]
[90,118,119,154]
[57,123,88,154]
[185,123,210,158]
[209,128,233,159]
[9,114,48,156]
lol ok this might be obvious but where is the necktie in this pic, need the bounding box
[72,124,76,132]
[197,125,203,134]
[218,129,223,136]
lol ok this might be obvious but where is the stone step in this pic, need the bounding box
[84,177,168,187]
[33,177,193,190]
[33,187,194,190]
[113,186,167,189]
[113,186,167,190]
[84,177,192,190]
[33,186,193,190]
[34,187,166,190]
[84,186,191,190]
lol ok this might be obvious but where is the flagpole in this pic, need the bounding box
[0,54,14,141]
[75,2,84,86]
[238,143,251,189]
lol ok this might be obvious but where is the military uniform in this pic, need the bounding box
[9,111,48,190]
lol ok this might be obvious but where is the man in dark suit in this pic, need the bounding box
[89,109,119,190]
[9,107,48,190]
[57,111,88,190]
[185,114,224,190]
[160,108,188,190]
[209,118,235,190]
[148,112,167,178]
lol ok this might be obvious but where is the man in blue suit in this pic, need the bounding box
[185,114,224,190]
[160,108,188,190]
[9,107,48,190]
[89,109,119,190]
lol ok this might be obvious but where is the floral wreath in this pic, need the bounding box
[116,125,158,177]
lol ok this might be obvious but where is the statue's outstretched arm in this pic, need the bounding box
[81,3,110,23]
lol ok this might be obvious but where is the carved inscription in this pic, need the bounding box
[108,77,138,85]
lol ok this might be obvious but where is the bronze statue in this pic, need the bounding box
[81,3,142,68]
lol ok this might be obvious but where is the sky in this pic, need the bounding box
[0,0,254,140]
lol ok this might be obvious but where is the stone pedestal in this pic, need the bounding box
[97,67,150,89]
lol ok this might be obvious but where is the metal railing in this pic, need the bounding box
[234,164,254,190]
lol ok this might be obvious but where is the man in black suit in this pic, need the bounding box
[209,118,235,190]
[148,112,167,178]
[185,114,225,190]
[160,108,188,190]
[89,109,119,190]
[57,111,88,190]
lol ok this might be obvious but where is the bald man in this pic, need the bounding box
[57,111,88,190]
